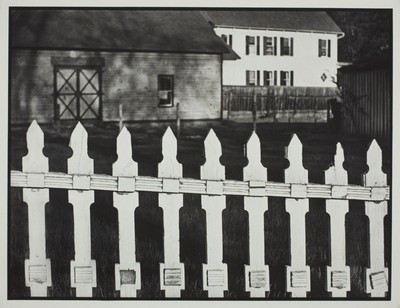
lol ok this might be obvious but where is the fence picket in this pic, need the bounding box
[201,129,228,297]
[325,143,350,297]
[363,140,388,297]
[113,127,141,297]
[68,122,96,297]
[284,134,310,297]
[158,127,184,297]
[243,132,269,297]
[22,120,52,296]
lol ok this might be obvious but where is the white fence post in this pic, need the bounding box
[22,121,52,297]
[201,129,228,298]
[68,122,96,297]
[158,127,185,298]
[243,132,269,297]
[363,140,388,297]
[113,127,141,297]
[285,134,310,297]
[325,143,350,297]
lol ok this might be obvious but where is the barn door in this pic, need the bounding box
[55,67,102,120]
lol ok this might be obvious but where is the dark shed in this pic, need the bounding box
[10,9,233,123]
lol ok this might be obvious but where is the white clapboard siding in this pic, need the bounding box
[158,127,185,298]
[22,120,52,296]
[113,127,141,297]
[243,132,269,297]
[284,134,310,298]
[201,129,228,297]
[363,140,388,297]
[325,143,350,297]
[68,122,96,297]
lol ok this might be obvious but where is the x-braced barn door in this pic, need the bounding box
[55,67,102,120]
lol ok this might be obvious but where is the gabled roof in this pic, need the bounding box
[203,10,343,34]
[10,9,230,54]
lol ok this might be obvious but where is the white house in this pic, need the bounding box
[204,11,344,87]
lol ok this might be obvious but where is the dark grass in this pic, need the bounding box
[8,120,392,299]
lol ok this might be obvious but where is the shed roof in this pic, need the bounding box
[203,10,343,34]
[10,9,230,54]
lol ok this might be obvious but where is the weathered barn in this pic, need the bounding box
[10,9,234,123]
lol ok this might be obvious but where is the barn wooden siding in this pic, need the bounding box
[11,50,222,123]
[339,67,392,139]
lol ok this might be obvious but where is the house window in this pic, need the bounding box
[280,37,294,56]
[264,71,276,86]
[246,70,256,85]
[221,34,233,47]
[158,75,174,107]
[280,71,294,86]
[264,37,277,55]
[55,66,102,120]
[318,39,331,57]
[246,36,256,55]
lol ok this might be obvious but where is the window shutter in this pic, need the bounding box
[257,37,260,55]
[290,38,294,56]
[290,71,294,86]
[274,71,277,86]
[328,39,331,57]
[318,39,322,57]
[246,36,250,55]
[280,37,284,55]
[263,71,267,85]
[257,70,260,85]
[229,35,233,47]
[263,37,266,55]
[246,70,250,85]
[274,37,277,55]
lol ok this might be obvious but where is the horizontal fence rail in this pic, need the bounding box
[9,120,390,299]
[10,170,390,201]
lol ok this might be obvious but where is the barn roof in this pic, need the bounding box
[203,10,343,34]
[10,9,231,54]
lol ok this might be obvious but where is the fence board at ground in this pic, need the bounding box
[10,120,390,298]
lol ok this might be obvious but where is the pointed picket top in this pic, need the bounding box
[22,120,48,172]
[159,127,182,178]
[201,129,224,180]
[244,131,267,181]
[325,143,347,185]
[285,134,308,183]
[68,122,93,175]
[113,126,137,177]
[363,139,386,186]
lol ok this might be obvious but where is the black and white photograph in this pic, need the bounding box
[2,1,399,306]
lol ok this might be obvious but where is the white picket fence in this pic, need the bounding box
[10,120,390,298]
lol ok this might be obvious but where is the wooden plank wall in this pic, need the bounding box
[339,67,392,139]
[10,50,222,123]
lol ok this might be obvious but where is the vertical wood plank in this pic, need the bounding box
[284,134,310,297]
[68,122,96,297]
[113,127,141,297]
[325,143,350,297]
[363,140,388,297]
[22,121,52,297]
[201,129,228,298]
[243,132,269,297]
[158,127,184,298]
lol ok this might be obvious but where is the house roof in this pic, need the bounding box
[203,10,343,34]
[10,9,231,54]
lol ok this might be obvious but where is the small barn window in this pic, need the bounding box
[158,75,174,107]
[319,39,331,57]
